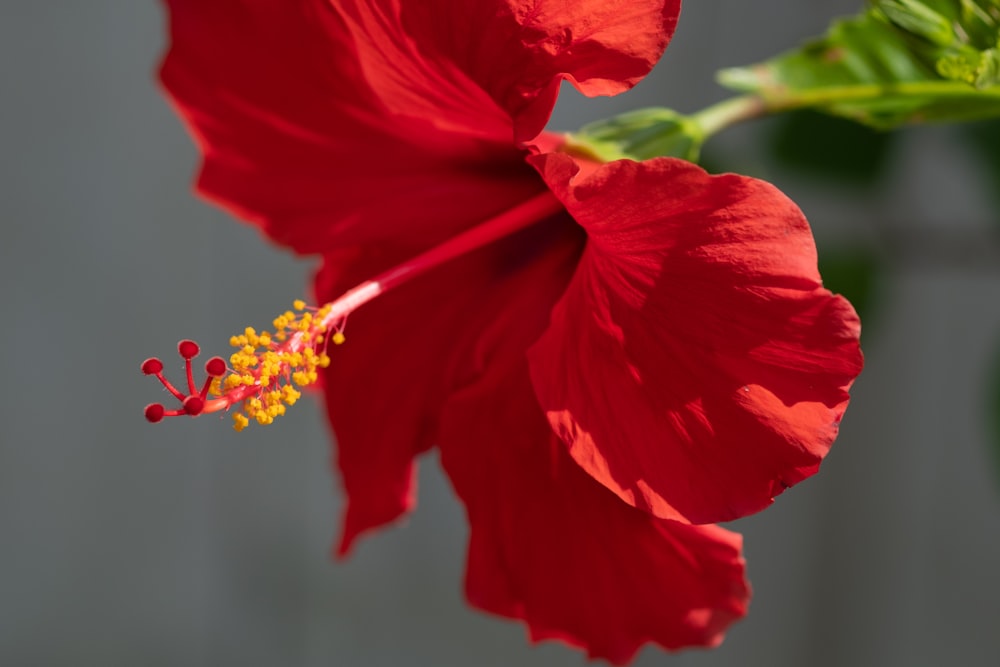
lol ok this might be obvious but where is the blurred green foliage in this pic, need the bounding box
[989,339,1000,483]
[817,244,882,331]
[770,110,897,185]
[961,119,1000,215]
[719,0,1000,128]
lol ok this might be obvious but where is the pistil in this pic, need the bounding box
[142,190,564,430]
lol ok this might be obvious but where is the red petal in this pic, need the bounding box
[161,0,535,254]
[161,0,679,252]
[338,0,681,140]
[527,153,864,524]
[315,216,581,555]
[438,363,749,663]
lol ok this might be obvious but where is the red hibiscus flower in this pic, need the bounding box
[148,0,863,662]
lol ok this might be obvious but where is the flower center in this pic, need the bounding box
[142,190,564,431]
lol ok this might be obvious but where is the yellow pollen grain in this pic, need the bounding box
[281,386,301,405]
[233,413,249,432]
[219,298,347,432]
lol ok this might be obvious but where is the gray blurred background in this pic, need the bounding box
[2,1,999,665]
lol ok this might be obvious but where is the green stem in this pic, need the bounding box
[762,80,1000,111]
[690,81,1000,140]
[689,95,768,138]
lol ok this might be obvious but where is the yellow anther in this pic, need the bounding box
[220,298,354,433]
[233,413,249,432]
[281,385,301,405]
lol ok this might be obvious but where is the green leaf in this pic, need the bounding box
[878,0,955,45]
[563,108,705,163]
[718,0,1000,128]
